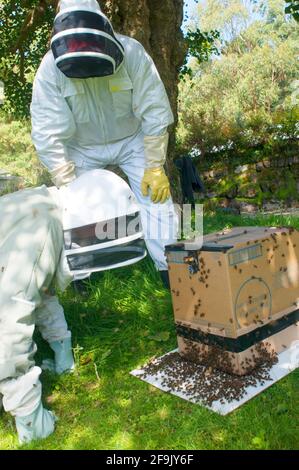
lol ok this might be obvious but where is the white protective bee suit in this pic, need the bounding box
[0,185,74,444]
[31,0,178,272]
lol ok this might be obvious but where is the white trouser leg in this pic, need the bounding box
[35,294,71,344]
[0,278,41,417]
[118,133,179,271]
[0,367,42,418]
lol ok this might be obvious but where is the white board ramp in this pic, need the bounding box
[131,343,299,415]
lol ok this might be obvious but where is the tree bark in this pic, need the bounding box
[101,0,185,123]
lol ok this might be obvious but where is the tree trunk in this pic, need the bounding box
[101,0,186,199]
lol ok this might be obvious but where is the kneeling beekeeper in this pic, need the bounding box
[0,168,147,444]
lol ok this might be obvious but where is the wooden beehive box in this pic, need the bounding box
[166,226,299,375]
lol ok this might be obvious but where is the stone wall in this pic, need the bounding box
[199,155,299,214]
[0,170,23,196]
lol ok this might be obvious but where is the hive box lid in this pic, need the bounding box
[166,226,291,253]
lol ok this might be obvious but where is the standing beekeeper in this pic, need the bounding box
[30,0,178,288]
[0,185,75,444]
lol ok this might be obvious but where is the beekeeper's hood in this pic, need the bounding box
[51,0,124,78]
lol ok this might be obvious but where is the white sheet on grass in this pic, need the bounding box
[131,344,299,415]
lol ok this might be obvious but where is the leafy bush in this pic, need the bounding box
[0,112,50,188]
[177,0,299,160]
[0,0,56,118]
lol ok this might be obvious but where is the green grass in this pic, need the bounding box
[0,211,298,450]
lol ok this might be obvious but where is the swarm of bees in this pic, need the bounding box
[140,339,278,406]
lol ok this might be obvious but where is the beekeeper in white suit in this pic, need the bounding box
[31,0,178,288]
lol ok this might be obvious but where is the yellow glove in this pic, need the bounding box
[141,167,171,204]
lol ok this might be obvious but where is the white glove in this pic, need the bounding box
[50,161,76,188]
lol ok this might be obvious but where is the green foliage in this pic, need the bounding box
[285,0,299,20]
[0,0,56,118]
[180,29,221,79]
[0,113,50,189]
[177,0,299,160]
[275,170,298,200]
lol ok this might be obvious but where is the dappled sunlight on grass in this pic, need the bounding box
[109,431,134,450]
[156,405,170,420]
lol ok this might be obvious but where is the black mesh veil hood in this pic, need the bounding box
[51,0,124,78]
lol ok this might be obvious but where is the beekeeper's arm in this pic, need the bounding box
[129,42,174,204]
[31,58,77,188]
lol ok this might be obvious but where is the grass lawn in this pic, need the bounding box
[0,211,298,450]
